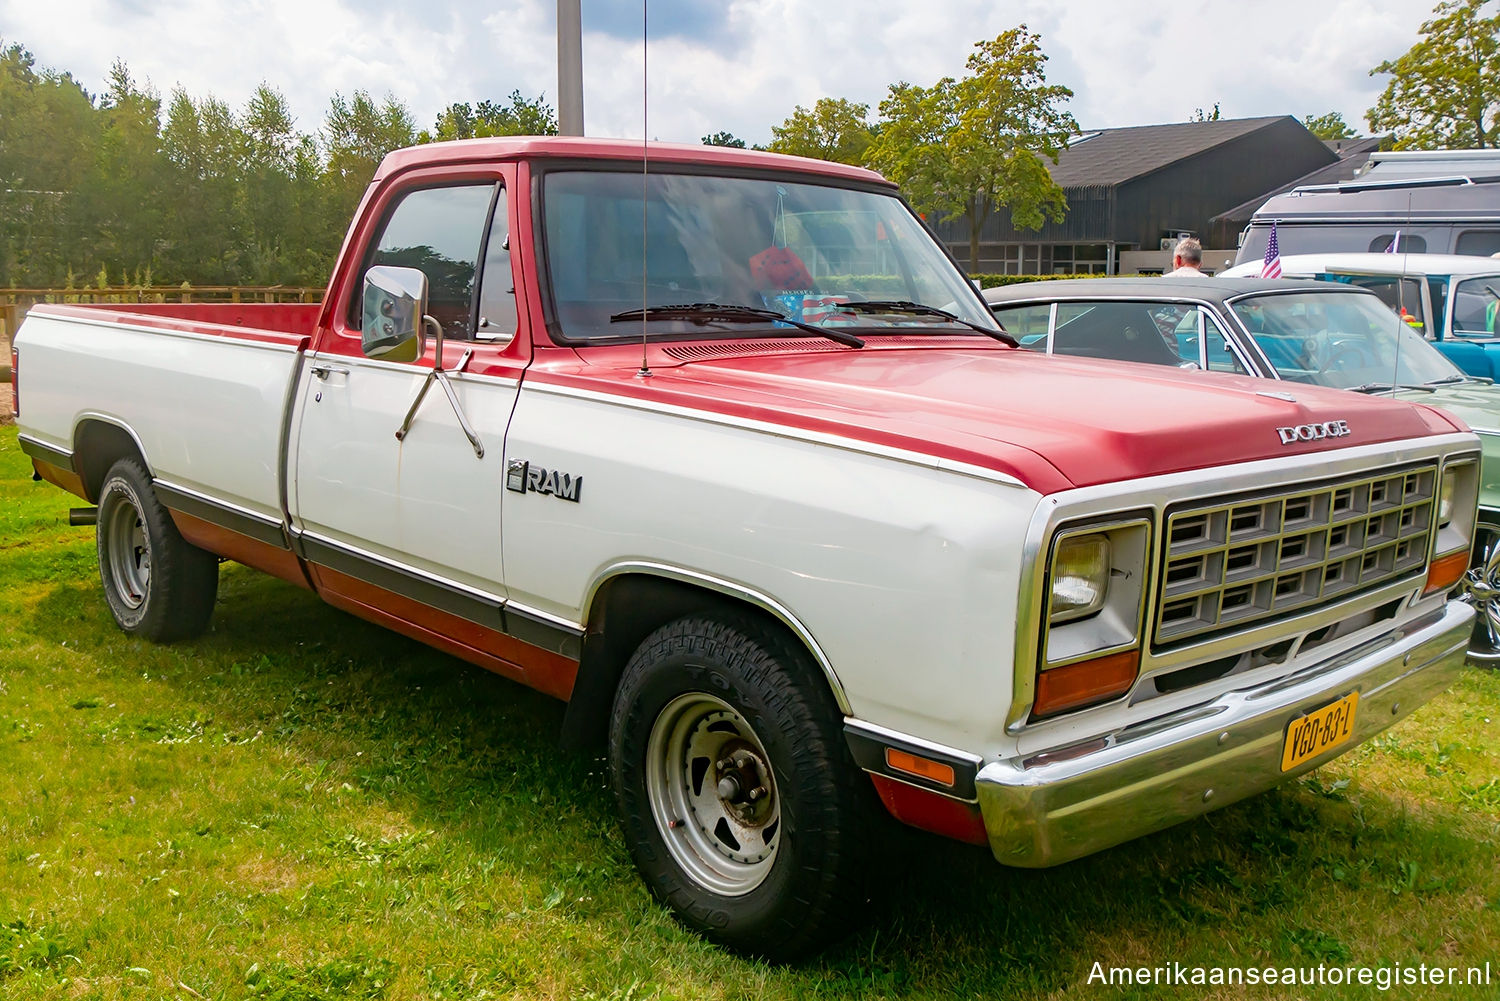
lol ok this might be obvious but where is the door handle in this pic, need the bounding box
[310,363,350,380]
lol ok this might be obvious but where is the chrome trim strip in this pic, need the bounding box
[299,529,505,604]
[27,310,303,353]
[16,433,75,472]
[522,381,1028,490]
[978,601,1471,868]
[71,412,153,474]
[303,350,520,388]
[844,718,983,767]
[584,559,852,714]
[153,479,288,549]
[297,530,583,658]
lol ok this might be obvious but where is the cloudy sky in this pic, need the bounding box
[1,0,1440,144]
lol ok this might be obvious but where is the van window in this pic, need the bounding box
[1456,230,1500,257]
[1368,234,1427,254]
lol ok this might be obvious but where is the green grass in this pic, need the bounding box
[0,422,1497,1000]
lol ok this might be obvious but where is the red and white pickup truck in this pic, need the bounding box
[11,138,1483,956]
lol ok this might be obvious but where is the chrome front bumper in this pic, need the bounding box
[976,601,1473,868]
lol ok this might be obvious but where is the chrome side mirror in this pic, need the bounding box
[362,265,429,363]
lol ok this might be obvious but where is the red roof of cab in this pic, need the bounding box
[372,136,894,187]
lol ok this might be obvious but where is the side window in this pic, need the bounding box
[1048,301,1183,367]
[475,192,517,342]
[1368,233,1427,254]
[353,184,497,341]
[1347,276,1426,331]
[989,303,1051,349]
[1456,230,1500,257]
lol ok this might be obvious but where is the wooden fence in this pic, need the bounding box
[1,286,324,346]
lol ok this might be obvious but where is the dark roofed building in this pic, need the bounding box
[1206,136,1386,247]
[933,116,1337,275]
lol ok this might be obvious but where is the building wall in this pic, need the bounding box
[1112,118,1335,250]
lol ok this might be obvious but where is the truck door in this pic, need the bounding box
[290,169,527,634]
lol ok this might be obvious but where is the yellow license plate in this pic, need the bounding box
[1281,691,1360,772]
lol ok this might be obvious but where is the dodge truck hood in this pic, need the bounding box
[540,343,1465,494]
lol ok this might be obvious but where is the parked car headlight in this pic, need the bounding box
[1033,518,1152,718]
[1049,534,1110,623]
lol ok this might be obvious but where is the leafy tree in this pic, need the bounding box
[1367,0,1500,149]
[866,26,1076,270]
[0,41,100,283]
[701,130,746,148]
[421,91,558,142]
[768,98,874,164]
[322,90,416,226]
[1303,111,1358,140]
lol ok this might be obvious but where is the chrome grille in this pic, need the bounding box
[1155,464,1436,646]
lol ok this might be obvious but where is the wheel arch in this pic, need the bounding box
[559,564,851,752]
[72,415,151,503]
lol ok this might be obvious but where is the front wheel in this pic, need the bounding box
[608,614,878,957]
[1458,522,1500,667]
[96,458,219,642]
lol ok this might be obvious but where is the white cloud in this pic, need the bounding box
[1,0,1439,143]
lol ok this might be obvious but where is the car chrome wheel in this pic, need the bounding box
[645,692,780,896]
[104,497,151,610]
[1458,524,1500,666]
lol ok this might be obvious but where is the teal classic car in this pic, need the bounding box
[985,277,1500,663]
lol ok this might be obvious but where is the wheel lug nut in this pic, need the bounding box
[748,786,767,801]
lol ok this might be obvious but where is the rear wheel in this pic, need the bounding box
[1459,522,1500,667]
[96,458,218,641]
[608,613,877,957]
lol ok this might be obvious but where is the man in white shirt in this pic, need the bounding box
[1164,237,1205,277]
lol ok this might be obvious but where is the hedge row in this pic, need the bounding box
[969,273,1112,289]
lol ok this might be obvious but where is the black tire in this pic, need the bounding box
[96,458,218,642]
[608,612,878,958]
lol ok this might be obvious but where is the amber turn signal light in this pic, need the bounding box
[1033,649,1140,718]
[884,747,956,787]
[1424,550,1470,595]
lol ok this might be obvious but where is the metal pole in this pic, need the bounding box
[557,0,584,136]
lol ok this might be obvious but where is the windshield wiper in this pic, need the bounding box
[1425,374,1472,386]
[609,302,864,348]
[1347,382,1437,393]
[837,299,1020,346]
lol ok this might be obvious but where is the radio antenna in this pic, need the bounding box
[1390,192,1413,397]
[636,0,652,379]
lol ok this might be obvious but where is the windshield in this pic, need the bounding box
[539,169,995,341]
[1451,276,1500,339]
[1230,291,1464,389]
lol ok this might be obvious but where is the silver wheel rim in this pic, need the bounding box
[105,495,150,610]
[1458,525,1500,664]
[644,692,780,896]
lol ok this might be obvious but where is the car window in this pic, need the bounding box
[1451,277,1500,338]
[353,183,498,341]
[1045,301,1185,367]
[1368,234,1427,254]
[1232,292,1461,389]
[1456,230,1500,257]
[988,303,1051,349]
[1322,275,1426,334]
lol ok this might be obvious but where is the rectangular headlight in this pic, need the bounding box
[1439,467,1458,528]
[1050,533,1109,623]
